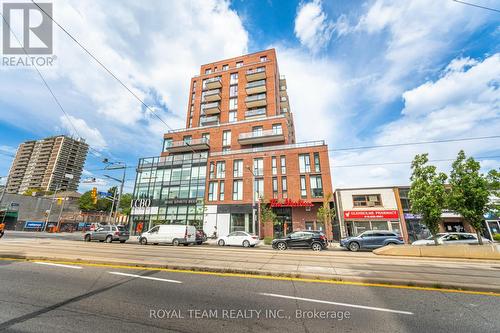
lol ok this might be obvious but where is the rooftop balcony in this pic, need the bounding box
[245,93,267,108]
[238,128,285,145]
[245,79,266,95]
[246,67,266,82]
[204,77,222,90]
[200,115,219,126]
[203,89,221,102]
[201,101,221,115]
[164,138,210,153]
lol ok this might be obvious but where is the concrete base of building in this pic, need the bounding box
[374,244,500,260]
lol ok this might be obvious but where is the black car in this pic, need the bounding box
[196,230,207,245]
[272,231,328,251]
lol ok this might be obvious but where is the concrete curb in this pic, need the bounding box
[2,254,500,294]
[374,244,500,260]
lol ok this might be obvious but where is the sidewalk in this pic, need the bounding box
[1,238,499,293]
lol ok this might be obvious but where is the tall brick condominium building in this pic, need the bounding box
[130,49,333,238]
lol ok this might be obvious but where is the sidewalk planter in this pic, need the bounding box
[373,244,500,260]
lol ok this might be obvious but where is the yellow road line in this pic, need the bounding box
[1,257,499,297]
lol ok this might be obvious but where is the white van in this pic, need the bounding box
[139,224,196,246]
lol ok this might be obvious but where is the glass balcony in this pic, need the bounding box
[246,67,266,81]
[245,107,266,118]
[245,93,267,108]
[238,128,285,145]
[201,101,221,115]
[164,138,210,153]
[245,79,266,95]
[204,77,222,90]
[202,89,221,102]
[200,115,219,126]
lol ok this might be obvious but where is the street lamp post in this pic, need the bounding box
[103,159,126,224]
[246,166,257,235]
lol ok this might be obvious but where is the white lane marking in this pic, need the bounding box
[259,293,414,315]
[108,271,182,284]
[34,262,82,269]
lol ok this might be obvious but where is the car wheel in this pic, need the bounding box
[172,239,180,246]
[139,237,148,245]
[242,240,250,248]
[348,242,360,252]
[218,239,225,246]
[120,240,126,243]
[105,235,112,243]
[84,234,91,242]
[183,243,189,246]
[311,242,322,251]
[276,242,287,251]
[386,242,397,245]
[197,241,202,245]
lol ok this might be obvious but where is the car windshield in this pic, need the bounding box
[117,226,126,231]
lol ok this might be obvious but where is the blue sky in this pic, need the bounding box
[0,0,499,193]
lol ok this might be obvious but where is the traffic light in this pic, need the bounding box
[91,187,98,204]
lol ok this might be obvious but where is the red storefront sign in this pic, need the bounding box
[344,210,399,219]
[270,198,314,208]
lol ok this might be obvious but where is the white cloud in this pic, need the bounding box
[294,0,334,53]
[333,53,500,189]
[59,115,107,150]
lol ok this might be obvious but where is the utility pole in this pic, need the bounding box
[102,159,127,225]
[246,166,257,235]
[56,196,66,232]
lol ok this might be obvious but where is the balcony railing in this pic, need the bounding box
[201,101,221,115]
[204,77,222,90]
[164,138,210,153]
[245,93,267,108]
[202,89,221,102]
[211,140,326,157]
[245,108,266,118]
[246,67,266,81]
[238,128,284,145]
[200,115,219,125]
[246,79,266,94]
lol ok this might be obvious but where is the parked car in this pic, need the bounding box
[340,230,403,252]
[272,231,328,251]
[412,233,492,245]
[84,225,129,243]
[139,224,196,246]
[196,229,207,245]
[217,231,260,247]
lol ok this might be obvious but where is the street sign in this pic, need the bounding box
[98,191,113,197]
[25,221,45,229]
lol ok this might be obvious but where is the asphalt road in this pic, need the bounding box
[0,259,499,333]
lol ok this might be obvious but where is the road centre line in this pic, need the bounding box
[34,262,82,269]
[108,271,182,284]
[259,293,414,315]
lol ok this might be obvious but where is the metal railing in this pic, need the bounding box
[246,80,266,89]
[247,67,266,75]
[165,138,210,149]
[211,141,326,157]
[201,102,220,110]
[239,128,283,140]
[204,89,221,96]
[245,108,266,118]
[245,93,266,102]
[200,115,219,124]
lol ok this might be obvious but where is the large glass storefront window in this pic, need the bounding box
[230,213,253,233]
[131,153,207,234]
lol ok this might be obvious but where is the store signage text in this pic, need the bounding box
[270,199,314,208]
[133,199,151,208]
[344,210,399,219]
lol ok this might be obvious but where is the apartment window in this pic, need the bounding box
[193,81,197,89]
[222,64,228,71]
[214,66,218,72]
[216,161,226,178]
[183,135,192,144]
[205,68,211,74]
[252,126,263,137]
[222,130,231,146]
[229,85,238,97]
[314,152,321,172]
[229,98,238,110]
[233,159,243,178]
[281,176,288,198]
[300,176,307,198]
[272,124,282,135]
[353,194,382,207]
[310,175,323,198]
[272,177,278,199]
[236,61,243,68]
[280,156,286,174]
[202,78,207,89]
[219,181,225,201]
[191,92,195,102]
[202,133,210,142]
[260,56,267,62]
[230,73,238,84]
[299,154,311,173]
[208,182,218,201]
[209,162,215,179]
[229,111,237,122]
[253,158,264,176]
[254,178,264,201]
[163,138,173,150]
[271,156,277,175]
[222,147,231,153]
[233,180,243,200]
[189,117,193,127]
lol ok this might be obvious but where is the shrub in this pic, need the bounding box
[264,236,273,245]
[493,233,500,242]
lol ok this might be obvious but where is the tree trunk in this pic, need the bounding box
[476,229,484,245]
[433,235,439,246]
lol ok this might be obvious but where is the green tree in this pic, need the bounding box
[317,193,335,239]
[409,154,447,245]
[448,151,493,245]
[119,193,132,215]
[260,199,278,236]
[487,169,499,216]
[78,190,96,211]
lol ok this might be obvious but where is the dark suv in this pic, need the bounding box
[84,225,129,243]
[340,230,403,252]
[272,231,328,251]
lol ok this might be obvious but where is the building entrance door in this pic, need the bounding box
[273,207,292,238]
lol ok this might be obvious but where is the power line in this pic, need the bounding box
[452,0,500,13]
[332,155,500,168]
[329,135,500,152]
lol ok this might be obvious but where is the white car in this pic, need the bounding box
[412,233,492,245]
[217,231,260,248]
